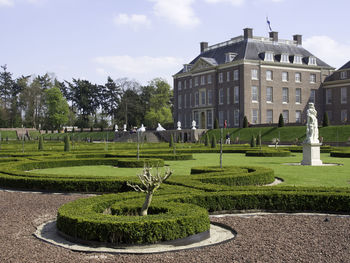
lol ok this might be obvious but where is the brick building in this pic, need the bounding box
[323,61,350,124]
[173,28,334,129]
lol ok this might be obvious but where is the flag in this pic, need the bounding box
[266,17,272,32]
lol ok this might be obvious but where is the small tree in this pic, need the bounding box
[243,116,248,128]
[127,165,172,216]
[214,118,219,129]
[323,112,329,127]
[256,133,261,147]
[169,134,174,147]
[38,136,44,151]
[250,135,256,147]
[211,134,217,148]
[64,135,70,152]
[204,133,210,146]
[278,113,284,127]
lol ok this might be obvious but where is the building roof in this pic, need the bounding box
[338,61,350,70]
[176,37,333,75]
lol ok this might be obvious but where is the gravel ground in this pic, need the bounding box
[1,190,350,263]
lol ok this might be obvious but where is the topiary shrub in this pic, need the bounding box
[250,135,256,147]
[278,113,284,127]
[323,112,329,127]
[64,135,70,152]
[243,116,248,128]
[204,133,210,146]
[214,118,219,129]
[169,134,174,148]
[211,134,217,148]
[38,136,44,151]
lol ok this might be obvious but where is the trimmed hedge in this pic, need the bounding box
[117,158,164,168]
[245,150,291,157]
[330,151,350,158]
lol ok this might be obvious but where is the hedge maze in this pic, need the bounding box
[1,142,350,245]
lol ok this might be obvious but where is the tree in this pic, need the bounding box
[127,165,172,216]
[211,134,217,148]
[250,135,256,147]
[44,87,69,131]
[116,88,144,128]
[243,116,248,128]
[0,65,14,127]
[100,77,122,124]
[256,133,261,147]
[64,135,70,152]
[278,113,284,127]
[323,112,329,127]
[204,133,210,146]
[169,134,174,147]
[38,136,44,151]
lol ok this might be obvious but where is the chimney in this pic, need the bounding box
[293,34,302,45]
[200,42,208,53]
[269,31,278,42]
[243,28,253,39]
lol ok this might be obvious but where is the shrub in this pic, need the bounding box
[64,135,70,152]
[256,134,261,147]
[243,116,248,128]
[38,136,44,151]
[211,134,216,148]
[169,134,174,147]
[214,118,219,129]
[278,113,284,127]
[204,133,210,146]
[245,150,291,157]
[323,112,329,127]
[250,135,256,147]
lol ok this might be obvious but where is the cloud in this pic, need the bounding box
[204,0,245,6]
[94,55,185,85]
[149,0,200,28]
[303,36,350,69]
[0,0,14,6]
[113,13,151,31]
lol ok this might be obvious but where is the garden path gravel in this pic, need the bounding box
[1,189,350,263]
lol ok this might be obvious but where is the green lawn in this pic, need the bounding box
[30,153,350,188]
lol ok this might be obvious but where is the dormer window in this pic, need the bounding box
[281,54,289,63]
[309,57,317,66]
[183,64,192,73]
[294,55,302,64]
[225,52,237,63]
[264,52,274,62]
[340,71,347,79]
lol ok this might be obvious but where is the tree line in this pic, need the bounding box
[0,65,173,131]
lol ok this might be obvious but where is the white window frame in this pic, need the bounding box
[341,71,347,80]
[184,93,187,108]
[226,71,230,82]
[266,109,273,124]
[219,111,224,127]
[234,86,239,104]
[195,91,199,106]
[295,88,301,104]
[178,81,182,90]
[282,71,289,82]
[281,54,289,63]
[309,57,317,65]
[178,95,182,109]
[227,88,230,104]
[252,109,258,124]
[189,79,192,89]
[200,90,206,106]
[194,77,199,87]
[341,109,347,122]
[218,73,223,83]
[219,88,224,104]
[266,87,273,103]
[310,89,316,103]
[265,52,274,62]
[283,110,289,123]
[234,109,239,126]
[310,74,316,83]
[326,89,332,105]
[266,70,273,81]
[208,90,213,105]
[295,72,301,83]
[207,110,213,129]
[294,55,302,64]
[200,75,205,85]
[233,69,239,81]
[341,87,347,104]
[251,69,258,80]
[207,74,212,84]
[282,87,289,103]
[295,110,302,123]
[251,86,258,102]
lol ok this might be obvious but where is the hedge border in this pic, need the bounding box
[245,150,291,157]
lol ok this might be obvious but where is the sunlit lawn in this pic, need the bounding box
[31,153,350,188]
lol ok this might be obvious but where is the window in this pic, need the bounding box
[219,111,224,127]
[227,88,230,104]
[266,70,273,81]
[190,93,192,107]
[226,71,230,82]
[294,55,302,64]
[200,90,206,105]
[189,79,192,89]
[283,110,289,123]
[265,52,274,62]
[234,109,240,126]
[219,88,224,104]
[194,77,199,86]
[282,72,289,82]
[295,110,302,123]
[234,86,239,103]
[341,71,347,80]
[208,90,213,105]
[309,57,317,65]
[296,88,301,104]
[266,87,273,103]
[341,87,347,104]
[295,72,301,82]
[207,74,212,84]
[226,110,230,126]
[310,89,316,103]
[200,75,205,85]
[194,111,199,125]
[341,110,347,122]
[207,110,213,129]
[219,73,223,83]
[282,88,289,103]
[266,110,273,124]
[195,91,199,106]
[233,69,239,81]
[251,86,258,102]
[178,95,182,109]
[310,74,316,83]
[251,69,258,80]
[184,114,187,128]
[252,109,258,124]
[326,89,332,104]
[281,54,289,63]
[184,80,187,89]
[184,93,187,108]
[178,81,182,90]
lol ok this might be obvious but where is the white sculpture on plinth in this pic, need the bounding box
[177,121,181,130]
[301,102,322,165]
[123,124,127,132]
[156,123,166,131]
[138,124,146,132]
[114,124,118,132]
[191,120,196,130]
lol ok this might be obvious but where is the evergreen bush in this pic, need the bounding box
[169,134,174,147]
[214,118,219,129]
[250,135,256,147]
[278,113,284,127]
[323,112,329,127]
[38,136,43,151]
[243,116,248,128]
[211,135,216,148]
[64,135,70,152]
[204,133,210,146]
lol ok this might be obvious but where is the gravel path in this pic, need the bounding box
[1,190,350,263]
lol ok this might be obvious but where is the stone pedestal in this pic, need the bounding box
[301,143,323,166]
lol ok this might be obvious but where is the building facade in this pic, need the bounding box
[322,61,350,124]
[173,28,334,129]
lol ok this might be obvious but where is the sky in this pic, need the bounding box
[1,0,350,87]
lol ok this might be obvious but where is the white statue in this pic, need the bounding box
[156,123,166,131]
[191,120,196,130]
[123,124,127,132]
[138,124,146,132]
[114,124,118,132]
[177,121,182,130]
[305,102,319,144]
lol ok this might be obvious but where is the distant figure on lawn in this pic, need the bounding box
[305,102,319,144]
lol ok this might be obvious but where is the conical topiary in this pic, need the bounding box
[250,135,256,147]
[211,134,217,148]
[243,116,248,128]
[204,133,210,146]
[169,134,174,148]
[278,113,284,127]
[38,136,43,151]
[64,135,70,152]
[323,112,329,127]
[256,134,261,147]
[214,118,219,129]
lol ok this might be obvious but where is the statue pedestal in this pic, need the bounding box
[301,143,323,166]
